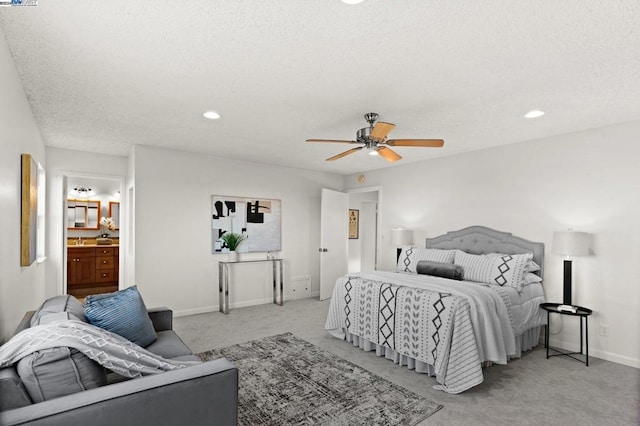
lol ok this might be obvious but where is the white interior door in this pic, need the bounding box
[319,188,348,300]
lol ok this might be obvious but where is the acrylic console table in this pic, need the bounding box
[218,258,284,314]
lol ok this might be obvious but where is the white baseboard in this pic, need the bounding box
[311,290,320,298]
[229,297,276,309]
[174,297,280,317]
[173,305,219,317]
[547,337,640,368]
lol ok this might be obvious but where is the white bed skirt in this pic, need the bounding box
[338,326,542,377]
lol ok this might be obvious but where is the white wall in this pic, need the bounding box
[45,148,128,296]
[0,32,47,341]
[344,121,640,368]
[133,145,343,316]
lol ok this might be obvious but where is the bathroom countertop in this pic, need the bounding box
[67,244,119,248]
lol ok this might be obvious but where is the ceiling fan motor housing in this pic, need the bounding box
[357,127,373,143]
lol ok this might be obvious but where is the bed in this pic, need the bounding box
[325,226,546,394]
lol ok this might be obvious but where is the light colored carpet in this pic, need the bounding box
[175,298,640,426]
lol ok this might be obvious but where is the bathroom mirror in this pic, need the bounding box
[67,199,100,230]
[109,201,120,230]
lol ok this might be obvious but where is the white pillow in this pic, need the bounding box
[397,247,456,273]
[522,272,543,286]
[525,260,541,273]
[454,250,533,291]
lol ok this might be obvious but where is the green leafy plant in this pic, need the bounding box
[220,232,246,251]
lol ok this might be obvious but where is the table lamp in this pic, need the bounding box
[552,230,590,306]
[391,228,413,262]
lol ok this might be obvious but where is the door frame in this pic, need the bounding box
[61,171,126,296]
[346,186,382,272]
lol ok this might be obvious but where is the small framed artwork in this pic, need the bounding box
[348,209,359,239]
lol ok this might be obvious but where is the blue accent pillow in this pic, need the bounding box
[85,286,157,347]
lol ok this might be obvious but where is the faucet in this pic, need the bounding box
[77,237,83,246]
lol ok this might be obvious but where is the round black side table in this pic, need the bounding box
[541,302,593,366]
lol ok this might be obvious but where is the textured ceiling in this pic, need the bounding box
[1,1,639,175]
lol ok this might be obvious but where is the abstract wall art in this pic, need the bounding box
[211,195,281,253]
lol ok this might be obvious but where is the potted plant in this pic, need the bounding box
[220,232,246,262]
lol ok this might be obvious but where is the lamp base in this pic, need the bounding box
[563,259,572,305]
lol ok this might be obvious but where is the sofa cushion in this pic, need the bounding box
[30,295,86,326]
[16,346,107,403]
[145,331,193,359]
[85,286,157,347]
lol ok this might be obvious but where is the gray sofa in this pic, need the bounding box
[0,296,238,426]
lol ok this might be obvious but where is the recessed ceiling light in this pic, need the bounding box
[524,110,545,118]
[203,111,221,120]
[341,0,365,4]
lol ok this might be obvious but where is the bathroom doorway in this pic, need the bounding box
[63,173,124,299]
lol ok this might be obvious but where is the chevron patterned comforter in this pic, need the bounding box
[325,271,515,394]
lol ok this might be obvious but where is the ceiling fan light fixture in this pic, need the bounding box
[341,0,365,4]
[203,110,221,120]
[368,149,379,156]
[70,186,95,198]
[524,109,545,118]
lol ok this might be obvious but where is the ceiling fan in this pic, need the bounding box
[306,112,444,162]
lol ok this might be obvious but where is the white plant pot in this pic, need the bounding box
[228,251,238,262]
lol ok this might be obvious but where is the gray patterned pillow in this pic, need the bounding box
[397,247,456,273]
[454,250,532,291]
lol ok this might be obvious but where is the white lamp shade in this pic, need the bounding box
[391,228,413,246]
[552,231,590,256]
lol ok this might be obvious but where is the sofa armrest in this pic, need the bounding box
[0,359,238,426]
[0,368,32,411]
[13,311,35,335]
[147,307,173,332]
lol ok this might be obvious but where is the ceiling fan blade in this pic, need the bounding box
[326,147,364,161]
[376,146,402,162]
[385,139,444,147]
[369,122,396,141]
[306,139,357,144]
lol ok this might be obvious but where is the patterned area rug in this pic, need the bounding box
[197,333,442,425]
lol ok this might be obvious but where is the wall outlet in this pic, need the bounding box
[599,324,609,337]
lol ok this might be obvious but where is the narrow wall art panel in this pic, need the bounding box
[211,195,281,253]
[21,153,38,266]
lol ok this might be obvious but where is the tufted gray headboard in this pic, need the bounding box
[426,226,544,279]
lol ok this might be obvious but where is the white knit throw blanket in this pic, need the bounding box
[0,320,199,377]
